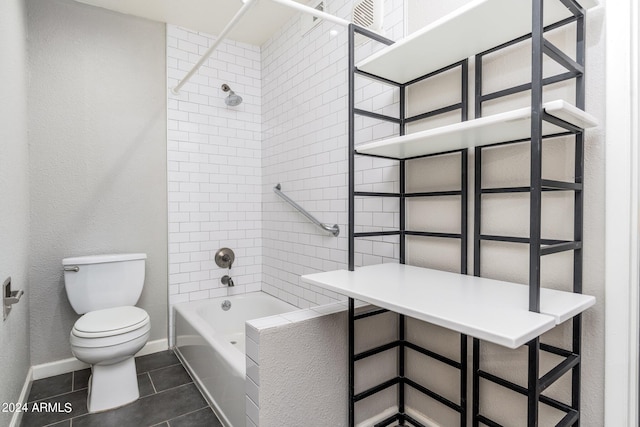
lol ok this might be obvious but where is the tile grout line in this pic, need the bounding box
[142,361,182,375]
[148,372,158,394]
[27,387,86,405]
[143,381,194,398]
[41,418,72,427]
[65,380,197,425]
[150,404,211,427]
[71,368,90,392]
[30,355,207,426]
[30,367,169,425]
[67,405,93,426]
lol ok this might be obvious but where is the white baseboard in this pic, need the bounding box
[9,367,33,427]
[136,338,169,357]
[32,357,89,381]
[31,338,169,380]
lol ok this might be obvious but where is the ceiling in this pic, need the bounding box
[72,0,303,46]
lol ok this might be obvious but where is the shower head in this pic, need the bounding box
[221,83,243,107]
[225,92,243,107]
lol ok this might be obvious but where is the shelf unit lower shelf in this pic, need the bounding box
[301,263,594,349]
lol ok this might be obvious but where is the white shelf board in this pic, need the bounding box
[356,0,600,84]
[355,100,598,159]
[301,263,595,349]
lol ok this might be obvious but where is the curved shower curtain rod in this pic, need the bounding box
[171,0,351,95]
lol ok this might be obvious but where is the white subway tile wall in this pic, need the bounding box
[166,0,405,336]
[261,0,405,308]
[167,25,262,340]
[166,1,465,424]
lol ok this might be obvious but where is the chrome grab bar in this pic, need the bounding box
[273,184,340,237]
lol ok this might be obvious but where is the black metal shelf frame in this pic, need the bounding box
[472,1,587,426]
[346,1,589,425]
[348,24,469,427]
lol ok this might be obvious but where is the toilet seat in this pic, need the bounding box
[71,306,150,348]
[74,306,149,337]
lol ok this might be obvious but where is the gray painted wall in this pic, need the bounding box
[0,0,31,425]
[26,0,168,365]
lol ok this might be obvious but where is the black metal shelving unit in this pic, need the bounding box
[472,2,587,426]
[346,1,592,426]
[348,25,469,427]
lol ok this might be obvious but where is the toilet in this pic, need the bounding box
[62,253,150,413]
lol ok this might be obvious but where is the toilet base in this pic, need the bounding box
[87,357,139,413]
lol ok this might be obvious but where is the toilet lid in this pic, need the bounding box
[73,306,149,338]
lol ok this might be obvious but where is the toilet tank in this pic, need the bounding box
[62,253,147,314]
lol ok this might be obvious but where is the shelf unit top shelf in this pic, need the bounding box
[356,0,600,84]
[355,99,598,159]
[301,263,595,349]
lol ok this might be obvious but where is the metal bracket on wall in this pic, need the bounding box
[3,277,24,321]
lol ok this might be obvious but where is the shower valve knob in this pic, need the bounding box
[215,248,235,269]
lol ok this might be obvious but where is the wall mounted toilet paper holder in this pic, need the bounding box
[3,277,24,321]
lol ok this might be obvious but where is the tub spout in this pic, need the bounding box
[221,275,234,287]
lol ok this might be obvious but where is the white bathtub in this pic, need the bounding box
[173,292,297,427]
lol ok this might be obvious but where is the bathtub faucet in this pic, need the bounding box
[221,275,234,287]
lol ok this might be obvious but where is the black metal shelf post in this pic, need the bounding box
[472,1,588,426]
[348,24,469,427]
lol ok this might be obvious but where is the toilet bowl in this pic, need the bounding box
[63,253,149,413]
[70,306,150,412]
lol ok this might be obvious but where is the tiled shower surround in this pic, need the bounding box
[167,2,406,423]
[167,0,405,323]
[167,27,262,317]
[261,0,405,307]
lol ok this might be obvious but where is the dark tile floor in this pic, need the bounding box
[20,350,223,427]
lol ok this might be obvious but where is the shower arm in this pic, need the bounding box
[171,0,351,95]
[274,184,340,237]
